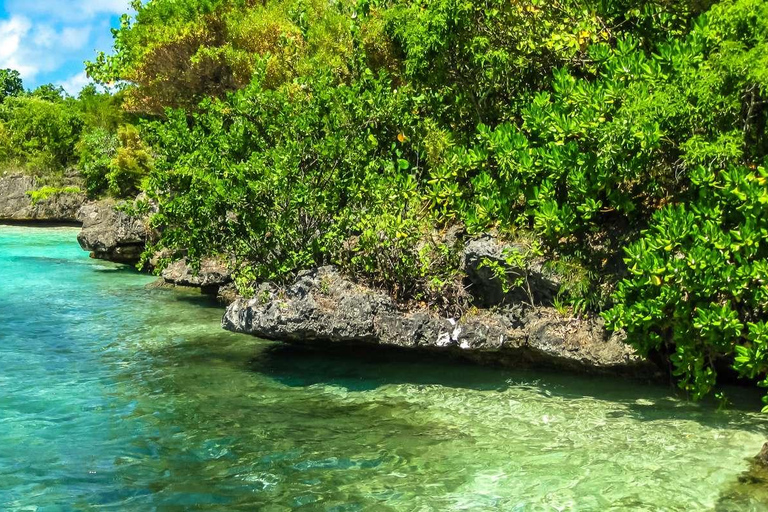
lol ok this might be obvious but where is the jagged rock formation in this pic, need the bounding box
[161,257,233,298]
[462,234,562,307]
[74,196,235,299]
[0,172,86,222]
[77,199,152,263]
[223,266,653,375]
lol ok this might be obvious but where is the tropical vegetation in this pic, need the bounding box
[2,0,768,407]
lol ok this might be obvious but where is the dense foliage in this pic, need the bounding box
[0,95,83,173]
[3,0,768,406]
[0,71,138,195]
[605,165,768,404]
[0,69,23,102]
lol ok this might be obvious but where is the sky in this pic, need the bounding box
[0,1,133,95]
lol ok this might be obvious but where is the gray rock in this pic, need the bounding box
[0,172,86,222]
[216,283,239,305]
[462,234,561,307]
[162,257,233,295]
[77,199,151,263]
[223,266,652,375]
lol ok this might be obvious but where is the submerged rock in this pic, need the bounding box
[0,172,86,223]
[714,443,768,509]
[756,443,768,468]
[77,199,152,263]
[223,266,652,375]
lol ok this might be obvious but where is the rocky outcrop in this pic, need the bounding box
[161,257,233,297]
[462,234,561,307]
[223,266,653,375]
[0,172,86,222]
[77,199,152,263]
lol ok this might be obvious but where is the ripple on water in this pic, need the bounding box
[1,225,768,511]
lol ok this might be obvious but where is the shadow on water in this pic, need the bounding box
[0,220,81,228]
[9,255,80,265]
[124,297,768,431]
[167,291,225,309]
[248,342,518,392]
[157,335,767,431]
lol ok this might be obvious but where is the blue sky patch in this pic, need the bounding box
[0,1,132,95]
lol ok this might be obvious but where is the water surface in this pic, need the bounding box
[1,225,768,511]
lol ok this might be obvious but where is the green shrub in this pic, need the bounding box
[26,186,83,204]
[145,70,424,288]
[77,125,152,198]
[87,0,362,114]
[77,84,125,131]
[109,125,153,197]
[30,84,67,103]
[0,69,23,102]
[0,96,83,174]
[604,165,768,403]
[430,7,768,243]
[77,128,119,197]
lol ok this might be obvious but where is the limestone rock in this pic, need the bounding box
[223,266,652,375]
[0,172,86,222]
[161,257,233,295]
[77,199,152,263]
[462,234,561,307]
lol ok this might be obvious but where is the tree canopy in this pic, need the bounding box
[0,69,23,102]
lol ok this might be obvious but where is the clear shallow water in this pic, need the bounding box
[2,226,768,511]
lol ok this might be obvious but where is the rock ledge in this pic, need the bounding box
[77,200,152,263]
[223,266,653,375]
[0,172,86,222]
[161,257,234,299]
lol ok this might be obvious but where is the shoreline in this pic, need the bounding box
[6,219,768,496]
[0,192,661,379]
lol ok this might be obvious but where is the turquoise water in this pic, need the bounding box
[2,225,768,511]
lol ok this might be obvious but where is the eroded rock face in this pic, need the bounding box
[161,258,233,296]
[77,200,151,263]
[223,266,652,375]
[462,234,561,307]
[0,172,86,222]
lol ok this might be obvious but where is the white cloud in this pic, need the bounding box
[60,26,92,49]
[30,24,91,51]
[0,16,37,79]
[0,17,31,60]
[0,15,96,83]
[58,71,92,96]
[0,0,131,87]
[31,24,56,48]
